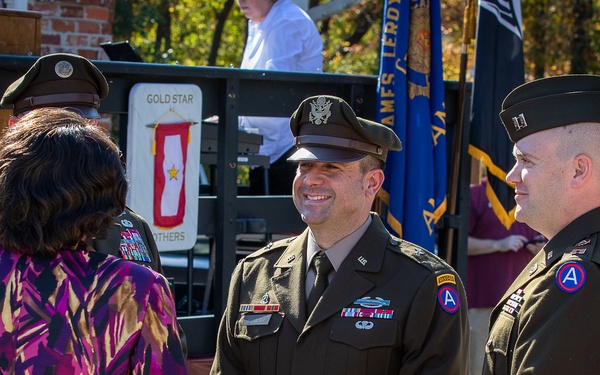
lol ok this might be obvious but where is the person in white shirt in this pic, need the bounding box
[238,0,323,195]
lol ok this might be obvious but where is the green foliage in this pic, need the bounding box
[442,0,600,80]
[322,0,383,75]
[113,0,246,66]
[113,0,600,84]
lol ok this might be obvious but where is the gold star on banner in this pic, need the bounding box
[168,164,179,180]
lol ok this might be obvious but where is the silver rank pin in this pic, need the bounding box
[512,113,528,131]
[309,96,332,125]
[529,263,538,276]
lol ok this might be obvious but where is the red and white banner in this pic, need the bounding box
[153,122,191,228]
[127,83,201,251]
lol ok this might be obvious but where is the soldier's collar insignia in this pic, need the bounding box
[309,96,332,125]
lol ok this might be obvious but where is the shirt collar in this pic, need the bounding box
[306,215,372,272]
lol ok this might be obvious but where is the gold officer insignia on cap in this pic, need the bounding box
[512,113,528,131]
[309,96,332,125]
[55,60,74,79]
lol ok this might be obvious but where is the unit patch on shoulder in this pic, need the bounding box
[437,285,460,314]
[556,261,586,293]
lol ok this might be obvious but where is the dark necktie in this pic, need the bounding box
[306,252,333,314]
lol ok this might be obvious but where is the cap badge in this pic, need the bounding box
[512,113,528,131]
[55,61,74,78]
[309,96,332,125]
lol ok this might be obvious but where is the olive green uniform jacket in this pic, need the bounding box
[88,206,163,274]
[483,207,600,374]
[211,214,469,375]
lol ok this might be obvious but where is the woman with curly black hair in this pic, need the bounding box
[0,108,187,374]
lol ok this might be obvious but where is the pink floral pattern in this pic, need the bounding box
[0,247,187,374]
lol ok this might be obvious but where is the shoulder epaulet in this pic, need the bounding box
[244,236,298,259]
[387,236,453,273]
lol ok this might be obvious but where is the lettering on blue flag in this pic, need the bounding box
[376,0,447,251]
[469,0,524,229]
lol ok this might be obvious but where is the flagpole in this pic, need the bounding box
[444,0,476,265]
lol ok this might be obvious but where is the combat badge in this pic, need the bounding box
[353,297,390,308]
[556,261,586,293]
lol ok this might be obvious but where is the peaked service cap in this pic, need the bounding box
[287,95,402,163]
[1,53,108,119]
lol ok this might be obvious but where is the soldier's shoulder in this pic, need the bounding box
[120,206,149,224]
[387,235,454,273]
[243,236,299,261]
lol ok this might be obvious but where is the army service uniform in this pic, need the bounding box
[87,206,163,274]
[483,207,600,374]
[212,214,469,375]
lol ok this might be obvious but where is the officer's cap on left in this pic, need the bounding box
[500,74,600,142]
[287,95,401,163]
[0,53,108,119]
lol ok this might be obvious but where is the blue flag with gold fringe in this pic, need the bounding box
[469,0,524,229]
[376,0,447,251]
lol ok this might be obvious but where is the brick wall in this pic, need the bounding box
[29,0,115,61]
[23,0,117,130]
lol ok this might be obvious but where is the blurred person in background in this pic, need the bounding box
[237,0,323,195]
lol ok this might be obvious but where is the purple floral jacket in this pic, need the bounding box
[0,246,188,374]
